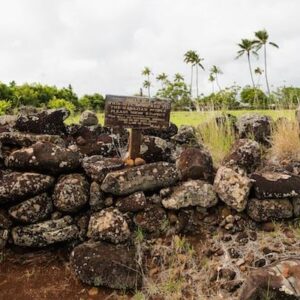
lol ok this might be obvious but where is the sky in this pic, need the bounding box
[0,0,299,97]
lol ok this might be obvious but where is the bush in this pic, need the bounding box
[47,98,75,114]
[79,93,105,111]
[240,87,268,108]
[0,100,12,115]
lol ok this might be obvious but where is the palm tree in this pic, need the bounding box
[208,73,215,93]
[254,67,263,87]
[174,73,184,82]
[142,67,152,98]
[236,39,258,88]
[193,55,205,98]
[184,50,196,96]
[210,65,223,91]
[253,29,279,95]
[156,72,168,89]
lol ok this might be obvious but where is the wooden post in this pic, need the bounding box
[128,128,142,160]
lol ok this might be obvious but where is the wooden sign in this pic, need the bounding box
[104,95,171,161]
[104,95,171,130]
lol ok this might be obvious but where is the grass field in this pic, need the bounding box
[66,109,295,126]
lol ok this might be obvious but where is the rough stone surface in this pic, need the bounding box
[0,171,55,204]
[89,181,106,212]
[87,208,130,244]
[14,108,69,135]
[214,166,252,212]
[236,114,272,145]
[171,125,198,145]
[11,216,79,247]
[162,180,218,209]
[0,115,17,127]
[140,135,171,163]
[251,171,300,199]
[9,193,53,224]
[0,209,12,229]
[82,156,124,183]
[0,229,9,250]
[115,191,147,212]
[101,162,179,196]
[176,147,214,181]
[142,122,178,140]
[247,198,293,222]
[5,141,81,174]
[79,110,98,126]
[53,174,89,213]
[292,197,300,217]
[70,241,142,289]
[223,139,261,173]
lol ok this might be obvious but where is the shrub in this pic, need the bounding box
[47,98,75,114]
[240,87,268,108]
[0,100,12,115]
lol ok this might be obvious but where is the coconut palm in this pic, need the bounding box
[156,72,168,89]
[174,73,184,82]
[253,29,279,95]
[208,73,215,93]
[210,65,223,91]
[236,39,258,88]
[184,50,196,96]
[142,66,152,98]
[254,67,264,87]
[193,55,205,98]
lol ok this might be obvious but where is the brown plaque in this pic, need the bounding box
[104,95,171,130]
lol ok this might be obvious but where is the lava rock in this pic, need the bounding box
[87,208,130,244]
[82,156,124,183]
[0,209,12,229]
[142,122,178,140]
[89,181,106,212]
[292,197,300,217]
[0,115,17,127]
[247,198,293,222]
[79,110,98,126]
[5,141,81,174]
[171,125,198,145]
[8,193,53,224]
[176,147,214,181]
[11,216,79,247]
[162,180,218,209]
[214,166,252,212]
[14,108,69,135]
[251,171,300,199]
[223,139,261,173]
[70,241,142,289]
[237,114,272,145]
[0,229,9,250]
[115,191,147,212]
[53,174,89,213]
[140,136,171,163]
[0,172,55,205]
[101,162,179,196]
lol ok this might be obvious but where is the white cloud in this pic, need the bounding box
[0,0,299,96]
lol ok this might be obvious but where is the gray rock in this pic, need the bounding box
[115,191,147,212]
[0,209,12,229]
[89,181,106,212]
[79,110,98,126]
[0,115,17,127]
[214,166,252,212]
[142,122,178,140]
[0,229,9,250]
[82,156,124,183]
[292,197,300,217]
[53,174,89,213]
[5,141,81,174]
[162,180,218,209]
[247,198,293,222]
[70,241,142,289]
[11,216,79,247]
[101,162,179,196]
[251,171,300,199]
[0,172,55,205]
[87,208,130,244]
[171,125,198,145]
[8,193,53,224]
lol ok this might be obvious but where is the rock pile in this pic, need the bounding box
[1,108,300,298]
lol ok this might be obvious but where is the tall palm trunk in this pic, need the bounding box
[196,65,199,98]
[247,52,255,88]
[190,66,193,97]
[147,74,151,98]
[215,74,221,91]
[212,81,215,93]
[264,44,271,95]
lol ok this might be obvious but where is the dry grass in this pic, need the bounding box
[269,119,300,163]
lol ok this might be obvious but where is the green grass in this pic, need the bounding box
[66,109,295,127]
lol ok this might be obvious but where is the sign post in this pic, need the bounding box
[104,95,171,163]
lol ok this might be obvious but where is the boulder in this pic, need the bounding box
[87,208,130,244]
[89,181,106,212]
[142,122,178,140]
[101,162,179,196]
[140,136,171,163]
[53,174,89,213]
[214,166,252,212]
[236,114,272,145]
[115,191,147,212]
[162,180,218,209]
[5,141,81,174]
[0,172,55,205]
[11,216,79,247]
[79,110,98,126]
[240,258,300,300]
[171,125,198,145]
[70,241,142,289]
[8,193,53,224]
[247,198,293,222]
[82,156,124,183]
[251,171,300,199]
[0,229,9,250]
[14,108,69,135]
[0,209,12,229]
[223,139,261,173]
[176,147,214,181]
[0,115,17,127]
[292,197,300,217]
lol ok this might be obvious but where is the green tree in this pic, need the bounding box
[156,72,168,89]
[79,93,105,111]
[236,39,258,88]
[254,67,263,87]
[142,67,152,98]
[253,29,279,95]
[240,86,268,108]
[48,98,75,113]
[208,74,215,93]
[210,65,223,91]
